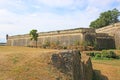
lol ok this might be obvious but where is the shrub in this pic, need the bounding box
[61,46,67,49]
[107,51,116,58]
[116,56,120,59]
[74,40,80,46]
[101,50,116,58]
[42,40,50,48]
[94,54,101,59]
[101,50,108,58]
[86,50,118,59]
[86,52,95,57]
[94,52,101,56]
[86,52,101,57]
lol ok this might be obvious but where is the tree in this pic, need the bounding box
[90,8,120,28]
[29,29,38,47]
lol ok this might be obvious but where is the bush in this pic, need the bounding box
[86,52,95,57]
[94,52,101,56]
[61,46,67,49]
[86,52,102,58]
[107,51,116,58]
[42,40,50,48]
[101,50,116,58]
[116,56,120,59]
[101,50,108,58]
[94,54,101,59]
[86,50,118,60]
[74,40,80,46]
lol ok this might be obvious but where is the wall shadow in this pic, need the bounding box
[93,70,108,80]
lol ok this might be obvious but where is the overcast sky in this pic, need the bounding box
[0,0,120,42]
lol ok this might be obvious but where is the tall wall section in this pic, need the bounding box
[95,33,115,50]
[7,28,95,48]
[96,22,120,49]
[96,22,120,36]
[115,29,120,49]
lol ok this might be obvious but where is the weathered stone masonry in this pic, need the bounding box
[7,28,95,47]
[96,22,120,49]
[7,22,120,49]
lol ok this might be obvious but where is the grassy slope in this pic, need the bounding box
[0,46,120,80]
[0,46,68,80]
[92,59,120,80]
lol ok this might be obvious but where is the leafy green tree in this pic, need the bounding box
[90,8,120,28]
[29,29,38,47]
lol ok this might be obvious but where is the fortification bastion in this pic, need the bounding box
[7,22,120,49]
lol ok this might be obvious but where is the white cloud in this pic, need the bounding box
[36,0,88,10]
[88,0,114,6]
[117,0,120,2]
[37,0,74,7]
[0,8,91,37]
[0,0,120,42]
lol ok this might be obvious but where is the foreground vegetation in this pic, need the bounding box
[86,50,120,60]
[86,50,120,80]
[92,59,120,80]
[0,46,69,80]
[0,46,120,80]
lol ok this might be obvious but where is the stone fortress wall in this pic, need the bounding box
[7,28,95,48]
[96,22,120,36]
[7,22,120,49]
[96,22,120,49]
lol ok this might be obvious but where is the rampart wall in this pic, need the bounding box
[96,22,120,49]
[96,22,120,36]
[7,22,120,50]
[115,28,120,49]
[7,28,95,48]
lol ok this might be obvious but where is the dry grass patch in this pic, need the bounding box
[0,46,68,80]
[92,60,120,80]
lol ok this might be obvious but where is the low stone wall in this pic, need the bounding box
[51,50,93,80]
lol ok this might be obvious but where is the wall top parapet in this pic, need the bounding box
[96,22,120,32]
[8,28,95,39]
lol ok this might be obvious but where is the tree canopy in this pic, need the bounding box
[90,8,120,29]
[29,29,38,47]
